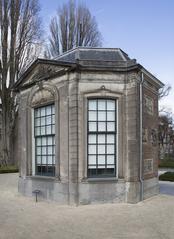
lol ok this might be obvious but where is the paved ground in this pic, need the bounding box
[1,173,174,239]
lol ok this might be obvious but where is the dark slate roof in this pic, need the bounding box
[55,47,131,63]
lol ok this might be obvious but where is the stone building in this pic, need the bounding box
[15,47,164,204]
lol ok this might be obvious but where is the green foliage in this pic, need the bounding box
[159,172,174,181]
[159,156,174,168]
[0,165,19,174]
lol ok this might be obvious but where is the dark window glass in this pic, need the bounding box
[87,99,116,177]
[34,104,55,176]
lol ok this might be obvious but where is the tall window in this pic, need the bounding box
[34,104,55,176]
[87,99,117,177]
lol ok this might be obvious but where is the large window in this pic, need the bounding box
[34,104,55,176]
[87,99,117,177]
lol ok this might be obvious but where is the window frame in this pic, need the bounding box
[33,103,56,177]
[87,98,117,178]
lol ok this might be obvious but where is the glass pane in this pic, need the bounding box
[42,156,47,164]
[107,145,114,154]
[40,126,45,135]
[36,138,41,146]
[52,106,55,114]
[35,108,40,117]
[107,155,115,164]
[46,115,52,125]
[107,135,115,144]
[36,147,41,155]
[107,165,115,168]
[35,127,40,136]
[88,145,96,154]
[52,125,55,134]
[88,155,96,165]
[98,111,106,121]
[48,146,52,155]
[98,155,105,164]
[107,122,115,132]
[46,125,52,134]
[88,135,96,144]
[98,100,106,110]
[88,100,97,110]
[89,122,96,132]
[46,105,52,115]
[42,137,47,146]
[52,156,55,164]
[35,118,40,127]
[41,117,45,126]
[88,111,97,121]
[42,147,47,155]
[47,156,53,165]
[52,116,55,124]
[41,107,45,117]
[107,111,115,121]
[98,134,105,144]
[47,136,52,145]
[107,100,115,110]
[88,165,96,169]
[98,122,106,131]
[98,145,105,154]
[53,146,55,155]
[37,156,41,164]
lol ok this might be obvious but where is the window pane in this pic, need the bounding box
[52,106,55,114]
[88,134,96,144]
[36,138,41,146]
[98,134,105,144]
[98,155,105,164]
[88,100,97,110]
[42,147,47,155]
[107,100,115,110]
[35,118,40,127]
[107,135,115,144]
[36,147,41,155]
[107,155,115,164]
[46,125,52,135]
[98,100,106,110]
[35,108,40,117]
[88,145,96,154]
[46,115,52,125]
[42,137,47,145]
[88,111,97,121]
[46,105,52,115]
[35,127,40,136]
[88,155,96,165]
[89,122,96,132]
[98,122,106,131]
[47,156,53,165]
[98,145,105,154]
[47,136,52,145]
[41,117,45,126]
[42,156,47,164]
[107,111,115,121]
[98,111,106,121]
[40,126,45,135]
[48,146,53,155]
[107,122,115,132]
[107,145,114,154]
[41,107,45,116]
[37,156,41,164]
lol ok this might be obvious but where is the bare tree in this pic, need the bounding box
[0,0,42,166]
[158,84,171,100]
[46,0,102,58]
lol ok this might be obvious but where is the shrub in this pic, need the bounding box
[0,165,19,174]
[159,172,174,181]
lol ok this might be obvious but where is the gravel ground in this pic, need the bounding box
[0,173,174,239]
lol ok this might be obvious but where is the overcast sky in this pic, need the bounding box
[40,0,174,114]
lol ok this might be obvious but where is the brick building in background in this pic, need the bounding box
[14,47,164,204]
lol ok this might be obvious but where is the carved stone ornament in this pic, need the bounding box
[31,88,54,107]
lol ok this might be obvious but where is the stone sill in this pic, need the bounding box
[81,177,125,184]
[25,175,60,182]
